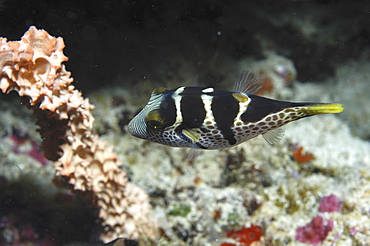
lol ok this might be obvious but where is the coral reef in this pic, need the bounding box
[89,52,370,246]
[0,26,156,243]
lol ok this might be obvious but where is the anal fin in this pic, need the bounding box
[262,127,285,145]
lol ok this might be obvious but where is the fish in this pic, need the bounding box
[127,71,344,149]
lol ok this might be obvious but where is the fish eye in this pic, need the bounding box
[147,120,164,129]
[145,110,165,130]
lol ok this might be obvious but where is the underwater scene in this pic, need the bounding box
[0,1,370,246]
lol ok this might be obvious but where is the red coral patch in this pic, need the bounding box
[293,146,314,164]
[221,225,263,246]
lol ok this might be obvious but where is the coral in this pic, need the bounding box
[319,194,342,213]
[0,26,156,243]
[296,216,334,245]
[221,225,263,246]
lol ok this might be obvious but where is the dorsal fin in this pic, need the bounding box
[152,87,168,95]
[233,71,262,95]
[262,127,285,145]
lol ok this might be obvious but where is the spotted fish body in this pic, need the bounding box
[128,71,343,149]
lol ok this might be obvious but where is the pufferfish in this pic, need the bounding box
[127,71,343,149]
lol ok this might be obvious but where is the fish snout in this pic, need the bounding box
[127,117,147,139]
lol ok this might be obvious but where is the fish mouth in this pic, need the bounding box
[128,130,140,138]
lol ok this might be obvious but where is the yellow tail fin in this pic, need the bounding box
[303,103,344,115]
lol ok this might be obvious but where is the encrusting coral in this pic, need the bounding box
[0,26,156,243]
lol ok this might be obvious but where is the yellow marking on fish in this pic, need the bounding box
[302,104,344,115]
[232,93,249,103]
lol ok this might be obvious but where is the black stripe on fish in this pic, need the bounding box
[161,91,177,126]
[179,87,207,129]
[173,87,207,141]
[211,89,239,145]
